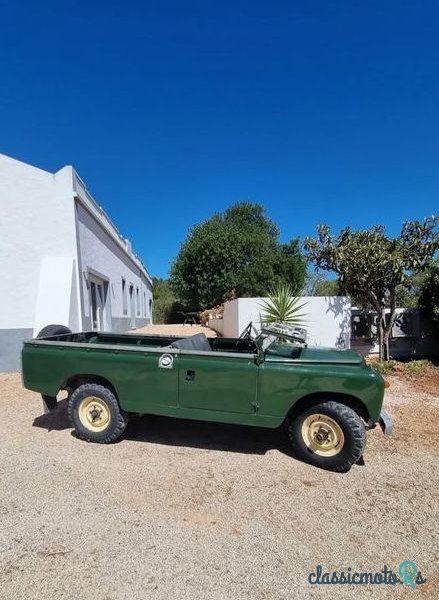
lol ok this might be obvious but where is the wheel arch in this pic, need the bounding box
[285,392,370,424]
[63,374,119,400]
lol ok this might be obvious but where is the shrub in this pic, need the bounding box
[371,359,432,377]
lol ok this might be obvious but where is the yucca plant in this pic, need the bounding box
[259,283,307,326]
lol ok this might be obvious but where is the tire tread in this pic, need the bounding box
[68,383,127,444]
[288,400,366,472]
[37,324,72,338]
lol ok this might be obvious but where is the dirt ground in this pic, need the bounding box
[406,365,439,397]
[132,324,218,337]
[0,373,438,600]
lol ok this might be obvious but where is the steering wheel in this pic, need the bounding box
[238,322,259,342]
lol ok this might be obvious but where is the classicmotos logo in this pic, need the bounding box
[308,562,427,589]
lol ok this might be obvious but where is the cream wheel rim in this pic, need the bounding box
[78,396,111,432]
[301,414,345,456]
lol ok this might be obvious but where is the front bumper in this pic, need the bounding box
[379,410,394,436]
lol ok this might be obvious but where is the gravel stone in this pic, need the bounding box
[0,372,437,599]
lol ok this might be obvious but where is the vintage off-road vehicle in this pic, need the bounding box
[21,323,392,471]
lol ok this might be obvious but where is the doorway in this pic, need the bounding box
[129,284,135,328]
[89,276,108,331]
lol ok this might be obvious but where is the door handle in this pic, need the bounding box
[186,369,195,382]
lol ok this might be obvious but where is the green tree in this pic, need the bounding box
[418,260,439,334]
[152,278,179,324]
[304,217,438,360]
[394,271,428,309]
[170,202,306,309]
[302,271,340,296]
[303,272,339,296]
[344,276,426,310]
[313,279,339,296]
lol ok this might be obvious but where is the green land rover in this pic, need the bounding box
[21,323,392,471]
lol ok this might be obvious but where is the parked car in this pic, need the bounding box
[21,324,392,471]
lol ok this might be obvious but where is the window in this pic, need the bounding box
[136,287,140,316]
[122,278,127,315]
[129,284,134,317]
[90,281,98,330]
[143,292,147,317]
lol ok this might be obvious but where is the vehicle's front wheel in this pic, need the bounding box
[287,401,366,472]
[68,383,127,443]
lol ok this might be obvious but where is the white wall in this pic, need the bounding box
[210,296,351,348]
[222,300,240,337]
[0,153,152,335]
[33,256,78,335]
[0,152,153,370]
[0,155,77,331]
[76,200,153,329]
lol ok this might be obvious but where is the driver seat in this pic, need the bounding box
[169,333,212,352]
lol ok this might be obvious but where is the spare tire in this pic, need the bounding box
[37,324,72,338]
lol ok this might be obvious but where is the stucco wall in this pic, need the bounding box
[76,200,152,331]
[0,155,77,331]
[210,296,351,348]
[0,329,33,372]
[0,153,153,370]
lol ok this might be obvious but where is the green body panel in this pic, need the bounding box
[178,353,258,413]
[21,332,385,427]
[22,343,180,411]
[259,358,383,422]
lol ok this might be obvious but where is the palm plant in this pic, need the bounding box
[259,283,307,326]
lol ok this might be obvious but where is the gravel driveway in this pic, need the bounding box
[0,373,437,599]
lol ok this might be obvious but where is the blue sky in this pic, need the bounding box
[1,1,438,278]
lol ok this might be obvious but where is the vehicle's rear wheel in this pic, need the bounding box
[287,401,366,472]
[68,383,127,443]
[37,325,73,412]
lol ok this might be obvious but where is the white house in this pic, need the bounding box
[0,153,153,371]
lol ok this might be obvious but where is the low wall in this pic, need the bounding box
[352,338,438,359]
[0,328,33,372]
[209,296,351,348]
[208,317,224,336]
[351,308,438,359]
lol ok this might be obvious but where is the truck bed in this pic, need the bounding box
[36,331,182,347]
[27,331,258,354]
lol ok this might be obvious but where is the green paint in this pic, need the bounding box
[22,331,385,427]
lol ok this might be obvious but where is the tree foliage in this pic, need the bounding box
[152,277,181,324]
[394,271,428,309]
[304,217,438,360]
[314,278,339,297]
[170,202,306,309]
[418,260,439,334]
[303,272,340,296]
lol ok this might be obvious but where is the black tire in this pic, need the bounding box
[37,324,72,338]
[68,383,128,444]
[287,401,366,472]
[68,383,127,443]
